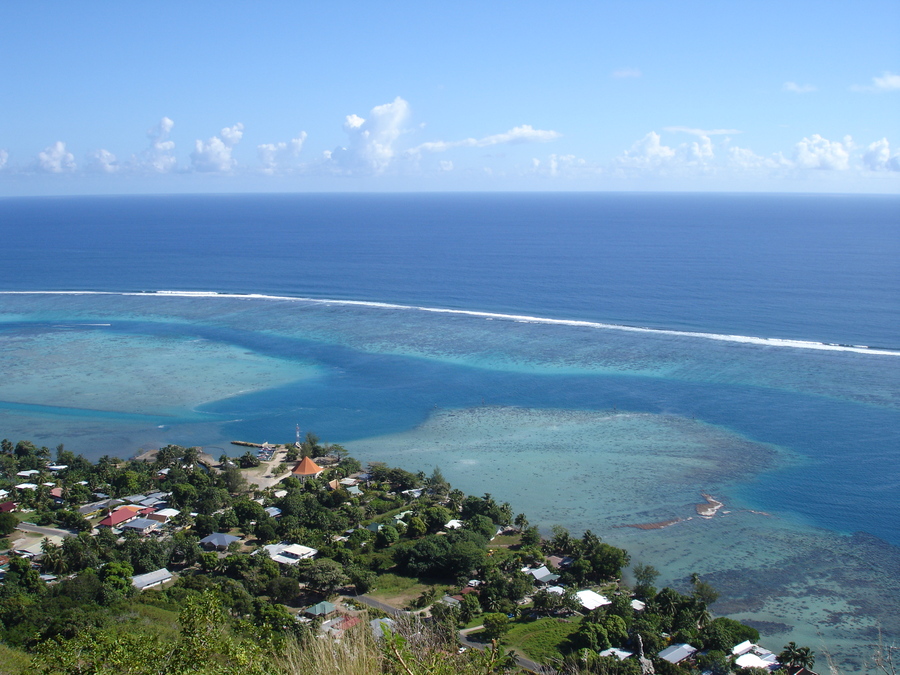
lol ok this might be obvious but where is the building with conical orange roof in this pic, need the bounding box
[292,456,324,480]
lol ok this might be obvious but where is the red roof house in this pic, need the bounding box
[291,456,324,480]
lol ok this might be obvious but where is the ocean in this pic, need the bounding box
[0,193,898,670]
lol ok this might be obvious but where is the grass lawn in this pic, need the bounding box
[109,602,181,641]
[502,616,581,663]
[367,573,443,609]
[488,534,521,548]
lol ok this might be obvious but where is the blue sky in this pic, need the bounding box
[1,1,898,194]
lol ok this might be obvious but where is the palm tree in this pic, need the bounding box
[779,642,802,670]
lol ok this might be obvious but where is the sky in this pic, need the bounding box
[1,1,898,195]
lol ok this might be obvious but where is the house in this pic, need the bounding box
[523,565,561,585]
[370,617,396,640]
[339,477,358,487]
[98,504,144,528]
[658,643,697,664]
[16,470,40,478]
[15,483,38,491]
[600,648,634,661]
[291,456,324,480]
[50,487,64,504]
[631,599,646,611]
[199,533,240,550]
[0,501,17,513]
[264,506,282,519]
[131,568,173,590]
[347,485,362,497]
[121,517,160,535]
[47,464,68,472]
[304,601,337,618]
[323,615,362,637]
[121,494,148,504]
[445,519,464,530]
[147,508,181,524]
[575,589,611,611]
[258,542,318,564]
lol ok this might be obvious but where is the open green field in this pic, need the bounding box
[502,616,581,663]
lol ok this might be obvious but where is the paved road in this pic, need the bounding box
[16,523,78,538]
[458,625,553,674]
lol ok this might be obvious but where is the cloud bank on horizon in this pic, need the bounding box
[5,94,898,191]
[0,3,897,193]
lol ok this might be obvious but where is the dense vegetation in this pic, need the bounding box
[0,437,812,674]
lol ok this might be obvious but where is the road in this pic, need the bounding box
[16,523,78,538]
[459,625,553,674]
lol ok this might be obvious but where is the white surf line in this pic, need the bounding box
[2,290,897,357]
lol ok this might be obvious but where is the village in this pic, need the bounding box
[0,437,818,675]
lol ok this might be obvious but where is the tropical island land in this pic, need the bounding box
[0,435,862,675]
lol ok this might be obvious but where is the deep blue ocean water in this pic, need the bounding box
[2,193,899,665]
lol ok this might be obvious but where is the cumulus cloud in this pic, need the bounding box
[852,71,900,92]
[36,141,76,173]
[664,126,740,136]
[439,160,453,171]
[257,132,307,174]
[408,124,561,155]
[0,149,7,170]
[615,132,677,169]
[142,117,177,173]
[86,149,119,173]
[329,97,410,174]
[191,123,244,172]
[863,138,900,171]
[792,134,851,170]
[612,68,642,79]
[783,81,816,93]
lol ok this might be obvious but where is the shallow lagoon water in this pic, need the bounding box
[0,294,898,671]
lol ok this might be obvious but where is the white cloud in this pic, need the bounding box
[439,160,453,171]
[191,122,244,172]
[664,126,741,136]
[36,141,76,173]
[257,132,307,174]
[852,71,900,92]
[612,68,642,79]
[792,134,850,170]
[86,149,119,173]
[727,146,785,170]
[408,124,561,155]
[863,138,900,171]
[143,117,177,173]
[329,97,410,174]
[783,81,816,93]
[0,149,7,170]
[873,71,900,91]
[615,132,676,169]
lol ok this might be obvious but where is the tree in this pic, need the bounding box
[407,515,427,539]
[779,642,815,671]
[0,512,17,536]
[267,576,299,604]
[482,613,509,641]
[690,573,719,606]
[633,562,660,587]
[303,558,349,595]
[375,524,399,548]
[520,526,541,548]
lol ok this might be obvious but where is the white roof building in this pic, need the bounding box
[259,542,318,564]
[132,568,174,590]
[575,589,611,611]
